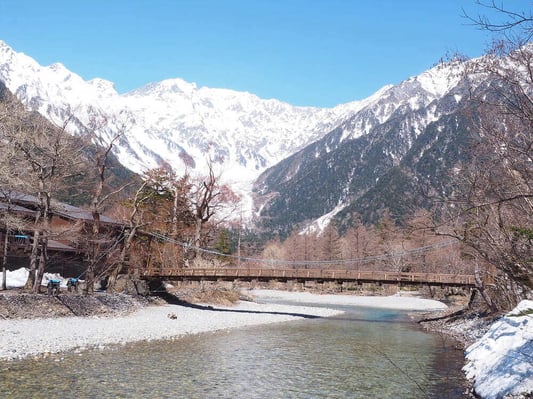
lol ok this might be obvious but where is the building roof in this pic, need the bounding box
[0,201,35,216]
[48,239,76,252]
[52,201,120,225]
[0,191,121,225]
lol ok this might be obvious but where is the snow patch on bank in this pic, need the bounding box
[463,300,533,399]
[4,268,73,289]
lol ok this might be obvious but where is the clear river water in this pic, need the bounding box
[1,302,469,398]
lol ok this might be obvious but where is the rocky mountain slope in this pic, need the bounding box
[252,60,487,234]
[0,39,492,233]
[0,40,373,214]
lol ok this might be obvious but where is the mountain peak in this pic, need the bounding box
[414,60,465,98]
[88,78,118,97]
[0,39,475,223]
[48,62,67,72]
[127,78,197,97]
[0,40,14,53]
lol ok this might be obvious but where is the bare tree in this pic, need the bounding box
[0,164,28,290]
[320,222,342,266]
[189,160,240,261]
[0,96,85,292]
[0,192,27,290]
[261,237,284,268]
[464,1,533,43]
[167,171,194,241]
[106,180,150,291]
[83,114,133,295]
[106,166,196,287]
[435,2,533,309]
[0,96,28,290]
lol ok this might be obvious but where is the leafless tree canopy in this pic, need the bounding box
[465,1,533,44]
[431,1,533,309]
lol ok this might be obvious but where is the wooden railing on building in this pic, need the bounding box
[142,267,476,287]
[0,233,31,255]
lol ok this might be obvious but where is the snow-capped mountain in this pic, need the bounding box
[253,59,484,234]
[0,39,485,230]
[0,40,375,213]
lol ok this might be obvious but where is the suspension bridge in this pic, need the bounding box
[140,234,476,288]
[142,267,475,287]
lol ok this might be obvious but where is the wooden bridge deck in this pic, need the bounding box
[142,267,476,287]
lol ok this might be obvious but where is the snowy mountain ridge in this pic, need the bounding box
[252,58,476,233]
[0,39,465,220]
[0,40,363,177]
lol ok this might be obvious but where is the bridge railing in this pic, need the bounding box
[142,267,476,286]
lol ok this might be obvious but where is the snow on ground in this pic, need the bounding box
[463,300,533,399]
[4,268,72,288]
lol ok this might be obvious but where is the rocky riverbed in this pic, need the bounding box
[0,289,343,361]
[0,287,446,362]
[0,291,156,320]
[1,287,530,398]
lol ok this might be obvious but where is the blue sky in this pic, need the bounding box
[0,0,501,107]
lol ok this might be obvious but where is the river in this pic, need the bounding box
[1,302,468,398]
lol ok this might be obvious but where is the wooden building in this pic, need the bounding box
[0,192,123,278]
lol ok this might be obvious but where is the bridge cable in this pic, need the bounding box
[146,231,458,267]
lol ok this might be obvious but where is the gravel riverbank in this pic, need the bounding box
[0,292,343,361]
[2,288,530,398]
[0,289,449,361]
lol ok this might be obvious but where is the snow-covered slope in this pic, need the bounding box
[0,39,471,223]
[253,58,471,232]
[0,41,367,195]
[464,300,533,399]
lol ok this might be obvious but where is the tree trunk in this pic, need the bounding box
[194,219,202,259]
[171,186,179,240]
[24,228,40,290]
[106,264,122,293]
[84,209,101,295]
[84,266,95,295]
[474,267,497,312]
[31,190,51,293]
[1,230,8,290]
[107,228,135,292]
[33,239,48,293]
[84,239,98,296]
